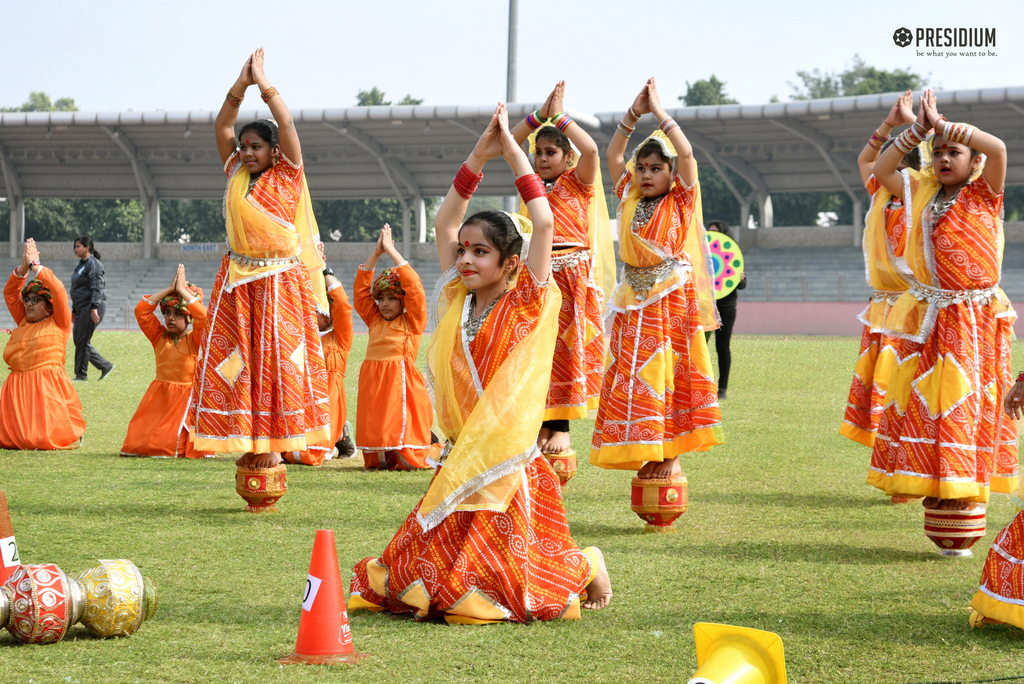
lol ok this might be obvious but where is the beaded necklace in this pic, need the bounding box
[930,186,961,221]
[463,290,506,342]
[631,196,662,231]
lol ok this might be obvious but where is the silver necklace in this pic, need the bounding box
[930,187,960,220]
[463,291,505,341]
[631,196,662,231]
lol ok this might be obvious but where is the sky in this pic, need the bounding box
[2,0,1023,115]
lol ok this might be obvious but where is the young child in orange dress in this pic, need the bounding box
[0,239,86,450]
[354,224,435,470]
[282,252,354,466]
[121,265,211,458]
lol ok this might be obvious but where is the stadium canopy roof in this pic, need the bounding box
[2,87,1022,256]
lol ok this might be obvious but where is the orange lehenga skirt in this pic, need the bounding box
[122,380,209,458]
[0,369,85,450]
[350,455,592,623]
[189,256,330,454]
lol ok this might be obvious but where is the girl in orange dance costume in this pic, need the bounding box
[349,104,610,623]
[283,248,354,466]
[354,224,435,470]
[0,239,86,450]
[121,265,211,459]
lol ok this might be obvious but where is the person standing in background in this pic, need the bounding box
[70,236,114,382]
[705,221,745,401]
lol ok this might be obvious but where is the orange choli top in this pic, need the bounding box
[4,267,72,372]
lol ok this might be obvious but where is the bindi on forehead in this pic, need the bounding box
[464,241,470,246]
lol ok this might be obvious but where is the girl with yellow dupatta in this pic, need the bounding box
[841,91,920,453]
[590,78,722,480]
[189,48,330,468]
[510,81,616,456]
[350,104,611,623]
[868,89,1017,514]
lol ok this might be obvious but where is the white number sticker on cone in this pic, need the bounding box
[302,574,323,612]
[0,536,18,568]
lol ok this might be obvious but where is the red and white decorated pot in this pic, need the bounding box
[923,506,986,556]
[630,476,689,533]
[544,450,578,488]
[1,563,85,644]
[236,463,288,513]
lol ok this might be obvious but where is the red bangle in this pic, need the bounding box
[515,173,547,204]
[453,163,483,200]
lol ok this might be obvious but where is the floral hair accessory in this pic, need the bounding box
[160,282,204,315]
[372,268,405,299]
[21,279,52,303]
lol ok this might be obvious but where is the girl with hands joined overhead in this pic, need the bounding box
[866,89,1016,517]
[510,81,614,458]
[353,224,435,471]
[591,78,723,482]
[121,265,211,459]
[350,104,611,624]
[0,239,86,450]
[190,48,330,470]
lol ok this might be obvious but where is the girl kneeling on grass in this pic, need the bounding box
[349,104,610,623]
[354,224,435,471]
[0,239,86,450]
[121,265,211,459]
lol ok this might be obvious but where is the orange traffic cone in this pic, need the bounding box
[0,491,20,585]
[279,529,369,665]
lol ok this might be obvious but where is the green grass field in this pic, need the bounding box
[2,332,1024,684]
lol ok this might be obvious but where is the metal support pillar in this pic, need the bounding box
[415,196,427,242]
[507,0,517,103]
[757,193,774,228]
[143,198,160,259]
[401,201,411,257]
[7,197,24,258]
[739,198,755,246]
[851,195,863,247]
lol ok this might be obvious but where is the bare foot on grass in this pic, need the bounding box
[542,430,571,455]
[536,427,552,452]
[922,497,973,511]
[582,547,612,610]
[237,452,283,469]
[637,457,681,480]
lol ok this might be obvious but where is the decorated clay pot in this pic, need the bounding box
[76,559,158,638]
[923,506,986,556]
[631,475,689,533]
[0,563,85,644]
[545,450,578,487]
[236,463,288,512]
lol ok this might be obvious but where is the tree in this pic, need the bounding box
[789,55,926,100]
[679,76,738,107]
[159,200,225,243]
[355,88,423,107]
[1,91,78,113]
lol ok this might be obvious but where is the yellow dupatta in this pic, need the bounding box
[419,215,562,532]
[614,131,719,330]
[858,169,914,331]
[519,126,617,307]
[224,159,327,313]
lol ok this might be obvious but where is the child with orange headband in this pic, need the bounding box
[354,224,435,470]
[121,265,211,458]
[0,239,86,450]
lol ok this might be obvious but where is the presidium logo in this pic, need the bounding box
[893,26,997,55]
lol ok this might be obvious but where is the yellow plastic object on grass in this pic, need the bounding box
[687,622,786,684]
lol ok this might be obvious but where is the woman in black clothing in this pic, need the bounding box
[70,236,114,381]
[705,221,745,400]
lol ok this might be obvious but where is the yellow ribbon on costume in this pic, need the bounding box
[420,216,561,532]
[615,130,719,330]
[520,126,616,307]
[224,163,327,312]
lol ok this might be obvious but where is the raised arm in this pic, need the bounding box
[380,224,407,267]
[648,78,696,188]
[497,105,553,281]
[325,274,353,354]
[608,79,652,184]
[435,106,505,271]
[216,54,255,165]
[875,92,931,197]
[858,91,914,185]
[250,48,301,165]
[7,239,40,322]
[512,82,558,145]
[924,92,1007,193]
[545,82,600,185]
